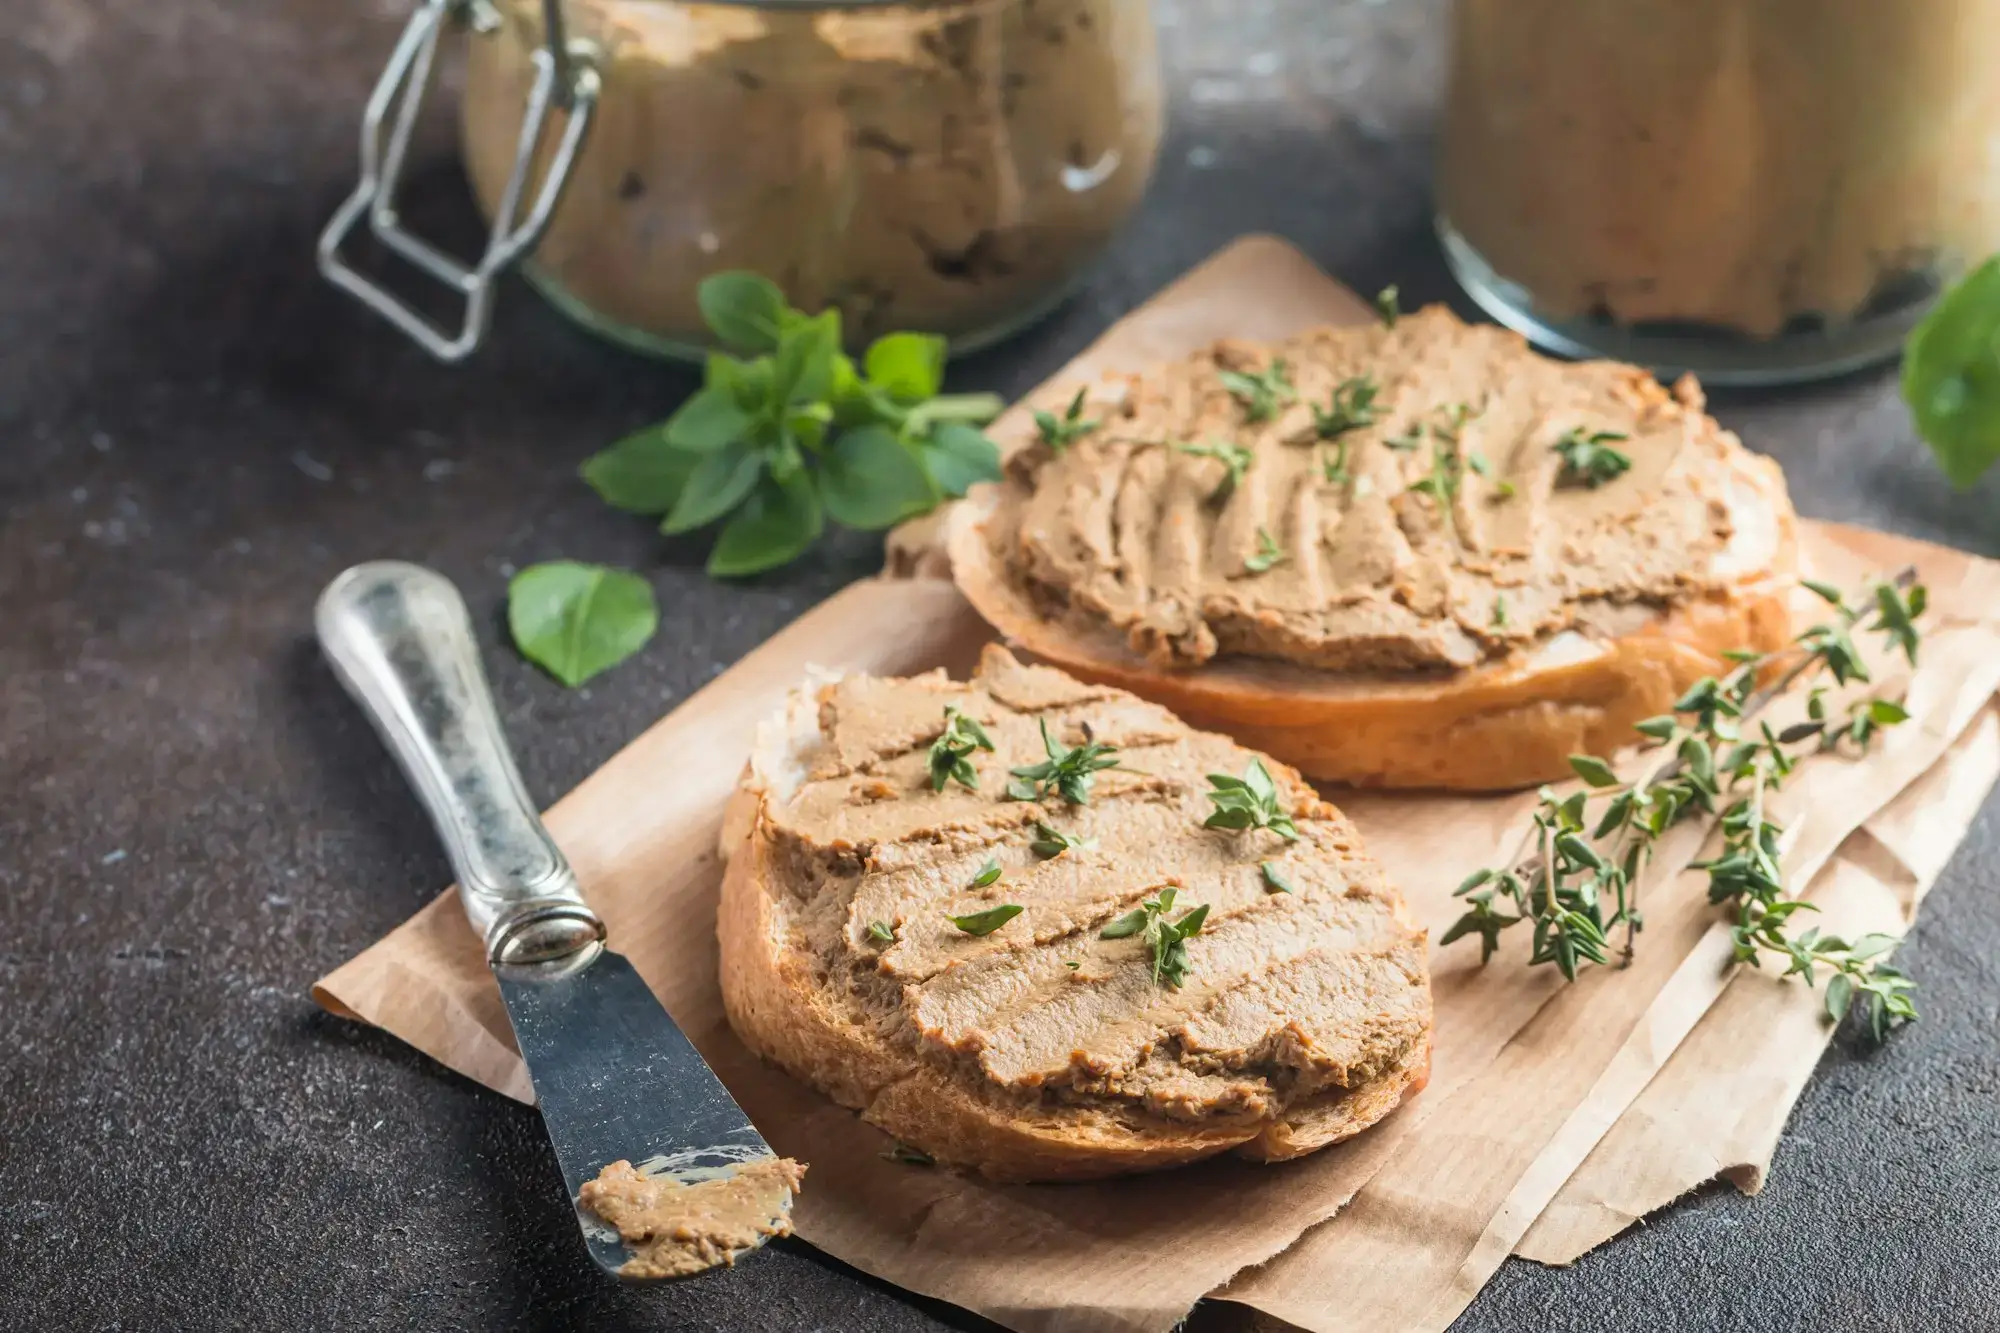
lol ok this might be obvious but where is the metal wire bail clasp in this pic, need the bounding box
[317,0,598,363]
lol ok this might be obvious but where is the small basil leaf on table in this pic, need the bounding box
[708,469,825,577]
[661,446,764,535]
[865,331,947,402]
[508,561,659,688]
[919,421,1003,497]
[696,271,786,353]
[1903,254,2000,488]
[819,424,938,530]
[580,428,702,514]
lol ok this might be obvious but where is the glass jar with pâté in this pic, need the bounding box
[320,0,1165,363]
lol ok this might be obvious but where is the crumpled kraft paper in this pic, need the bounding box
[312,237,2000,1333]
[1513,704,2000,1266]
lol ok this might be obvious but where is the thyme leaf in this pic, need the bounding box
[1375,285,1400,328]
[947,903,1023,937]
[1244,526,1287,574]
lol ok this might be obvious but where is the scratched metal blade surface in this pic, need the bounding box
[496,950,775,1276]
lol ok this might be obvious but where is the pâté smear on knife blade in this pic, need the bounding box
[314,560,806,1279]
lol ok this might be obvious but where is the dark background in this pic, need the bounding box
[4,1,1997,1330]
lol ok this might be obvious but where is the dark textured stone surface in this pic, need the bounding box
[3,1,1997,1331]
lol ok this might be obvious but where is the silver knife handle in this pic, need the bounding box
[315,561,605,971]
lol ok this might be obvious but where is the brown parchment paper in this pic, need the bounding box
[313,237,2000,1333]
[1220,527,2000,1333]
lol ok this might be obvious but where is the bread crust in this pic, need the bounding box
[716,658,1433,1182]
[946,452,1799,792]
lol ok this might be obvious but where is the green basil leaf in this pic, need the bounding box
[819,424,938,530]
[661,446,763,534]
[664,386,753,454]
[696,271,786,353]
[707,469,825,577]
[507,562,658,688]
[1903,254,2000,489]
[579,428,700,515]
[865,331,947,402]
[919,422,1002,497]
[773,309,842,406]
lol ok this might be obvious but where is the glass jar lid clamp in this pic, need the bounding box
[318,0,600,362]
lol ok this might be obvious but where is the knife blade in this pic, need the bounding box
[314,560,795,1279]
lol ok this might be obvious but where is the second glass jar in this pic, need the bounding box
[461,0,1164,357]
[1436,0,2000,385]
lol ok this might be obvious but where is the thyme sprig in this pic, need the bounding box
[1313,375,1380,441]
[927,704,995,792]
[1101,885,1210,988]
[1007,718,1121,804]
[1245,526,1286,574]
[1552,428,1632,488]
[1202,759,1300,841]
[1375,285,1400,328]
[1219,360,1296,423]
[1406,436,1465,539]
[1442,573,1928,1040]
[1322,439,1354,486]
[1029,820,1093,858]
[1033,386,1099,452]
[1175,439,1255,501]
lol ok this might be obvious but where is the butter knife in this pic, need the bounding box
[315,560,794,1279]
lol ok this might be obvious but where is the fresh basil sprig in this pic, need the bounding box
[581,272,1004,577]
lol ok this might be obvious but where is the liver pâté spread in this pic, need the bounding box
[989,307,1769,674]
[744,648,1430,1140]
[579,1156,806,1279]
